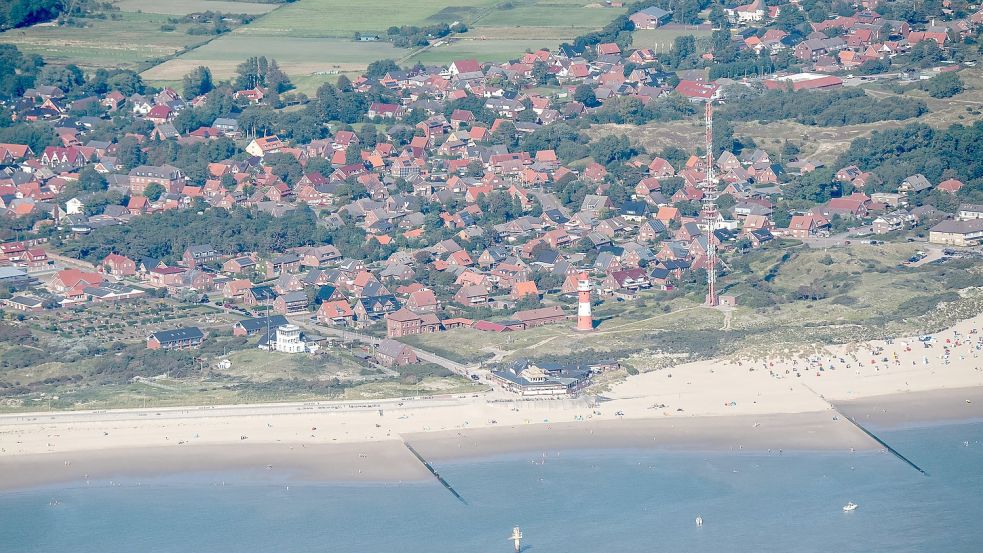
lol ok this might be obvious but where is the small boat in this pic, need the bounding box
[695,515,703,526]
[843,502,858,512]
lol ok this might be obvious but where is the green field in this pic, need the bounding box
[407,37,566,64]
[236,0,501,37]
[632,27,713,51]
[0,0,624,88]
[0,11,211,69]
[141,35,406,82]
[143,0,624,87]
[475,2,624,28]
[113,0,279,15]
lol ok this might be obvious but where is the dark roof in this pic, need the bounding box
[619,201,648,216]
[235,315,288,332]
[377,338,411,358]
[249,286,278,301]
[150,327,204,343]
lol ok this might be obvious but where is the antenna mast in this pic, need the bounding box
[702,100,719,307]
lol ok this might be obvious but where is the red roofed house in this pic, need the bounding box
[787,213,829,239]
[385,307,442,338]
[102,253,137,277]
[511,280,539,300]
[245,135,284,158]
[675,80,720,101]
[449,59,481,76]
[50,269,103,293]
[146,104,173,125]
[317,300,355,326]
[514,305,566,328]
[368,102,402,119]
[596,42,621,56]
[937,179,964,194]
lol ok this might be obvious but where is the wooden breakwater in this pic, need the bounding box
[403,442,468,504]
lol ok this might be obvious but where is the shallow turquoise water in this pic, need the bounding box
[2,421,981,553]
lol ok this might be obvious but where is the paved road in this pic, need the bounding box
[287,316,484,383]
[0,394,480,425]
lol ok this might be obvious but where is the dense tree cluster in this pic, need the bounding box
[520,123,590,162]
[234,56,292,93]
[921,72,964,98]
[835,121,983,200]
[0,44,43,98]
[588,94,696,125]
[721,87,927,126]
[385,22,460,48]
[0,0,63,30]
[62,204,322,263]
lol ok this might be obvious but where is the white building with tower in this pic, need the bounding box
[272,324,305,354]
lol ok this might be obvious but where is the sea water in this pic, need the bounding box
[1,421,981,553]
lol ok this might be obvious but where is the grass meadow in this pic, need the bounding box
[112,0,278,15]
[0,11,209,69]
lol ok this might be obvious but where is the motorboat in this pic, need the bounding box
[843,502,858,512]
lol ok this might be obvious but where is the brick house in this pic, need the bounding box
[128,164,184,195]
[514,306,566,328]
[101,253,137,277]
[374,338,418,367]
[147,327,204,350]
[385,307,442,338]
[317,299,355,326]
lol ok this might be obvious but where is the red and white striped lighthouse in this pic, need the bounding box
[576,272,593,331]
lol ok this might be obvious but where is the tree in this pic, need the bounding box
[37,64,84,93]
[144,183,165,201]
[716,193,736,212]
[76,167,107,192]
[466,160,484,177]
[782,140,800,157]
[774,5,806,33]
[264,152,304,183]
[531,60,554,85]
[181,66,213,100]
[909,40,943,68]
[573,84,598,107]
[923,72,963,99]
[365,59,400,79]
[105,70,144,96]
[344,145,362,165]
[590,134,635,165]
[336,74,353,92]
[116,136,146,169]
[358,123,377,148]
[671,35,696,67]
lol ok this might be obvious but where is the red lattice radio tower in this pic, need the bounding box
[702,100,719,307]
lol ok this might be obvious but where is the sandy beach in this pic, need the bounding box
[1,313,981,490]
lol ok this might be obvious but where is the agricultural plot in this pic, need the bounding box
[0,11,210,69]
[144,0,624,88]
[408,37,566,65]
[235,0,502,37]
[631,27,713,52]
[113,0,279,16]
[141,36,405,82]
[474,2,625,28]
